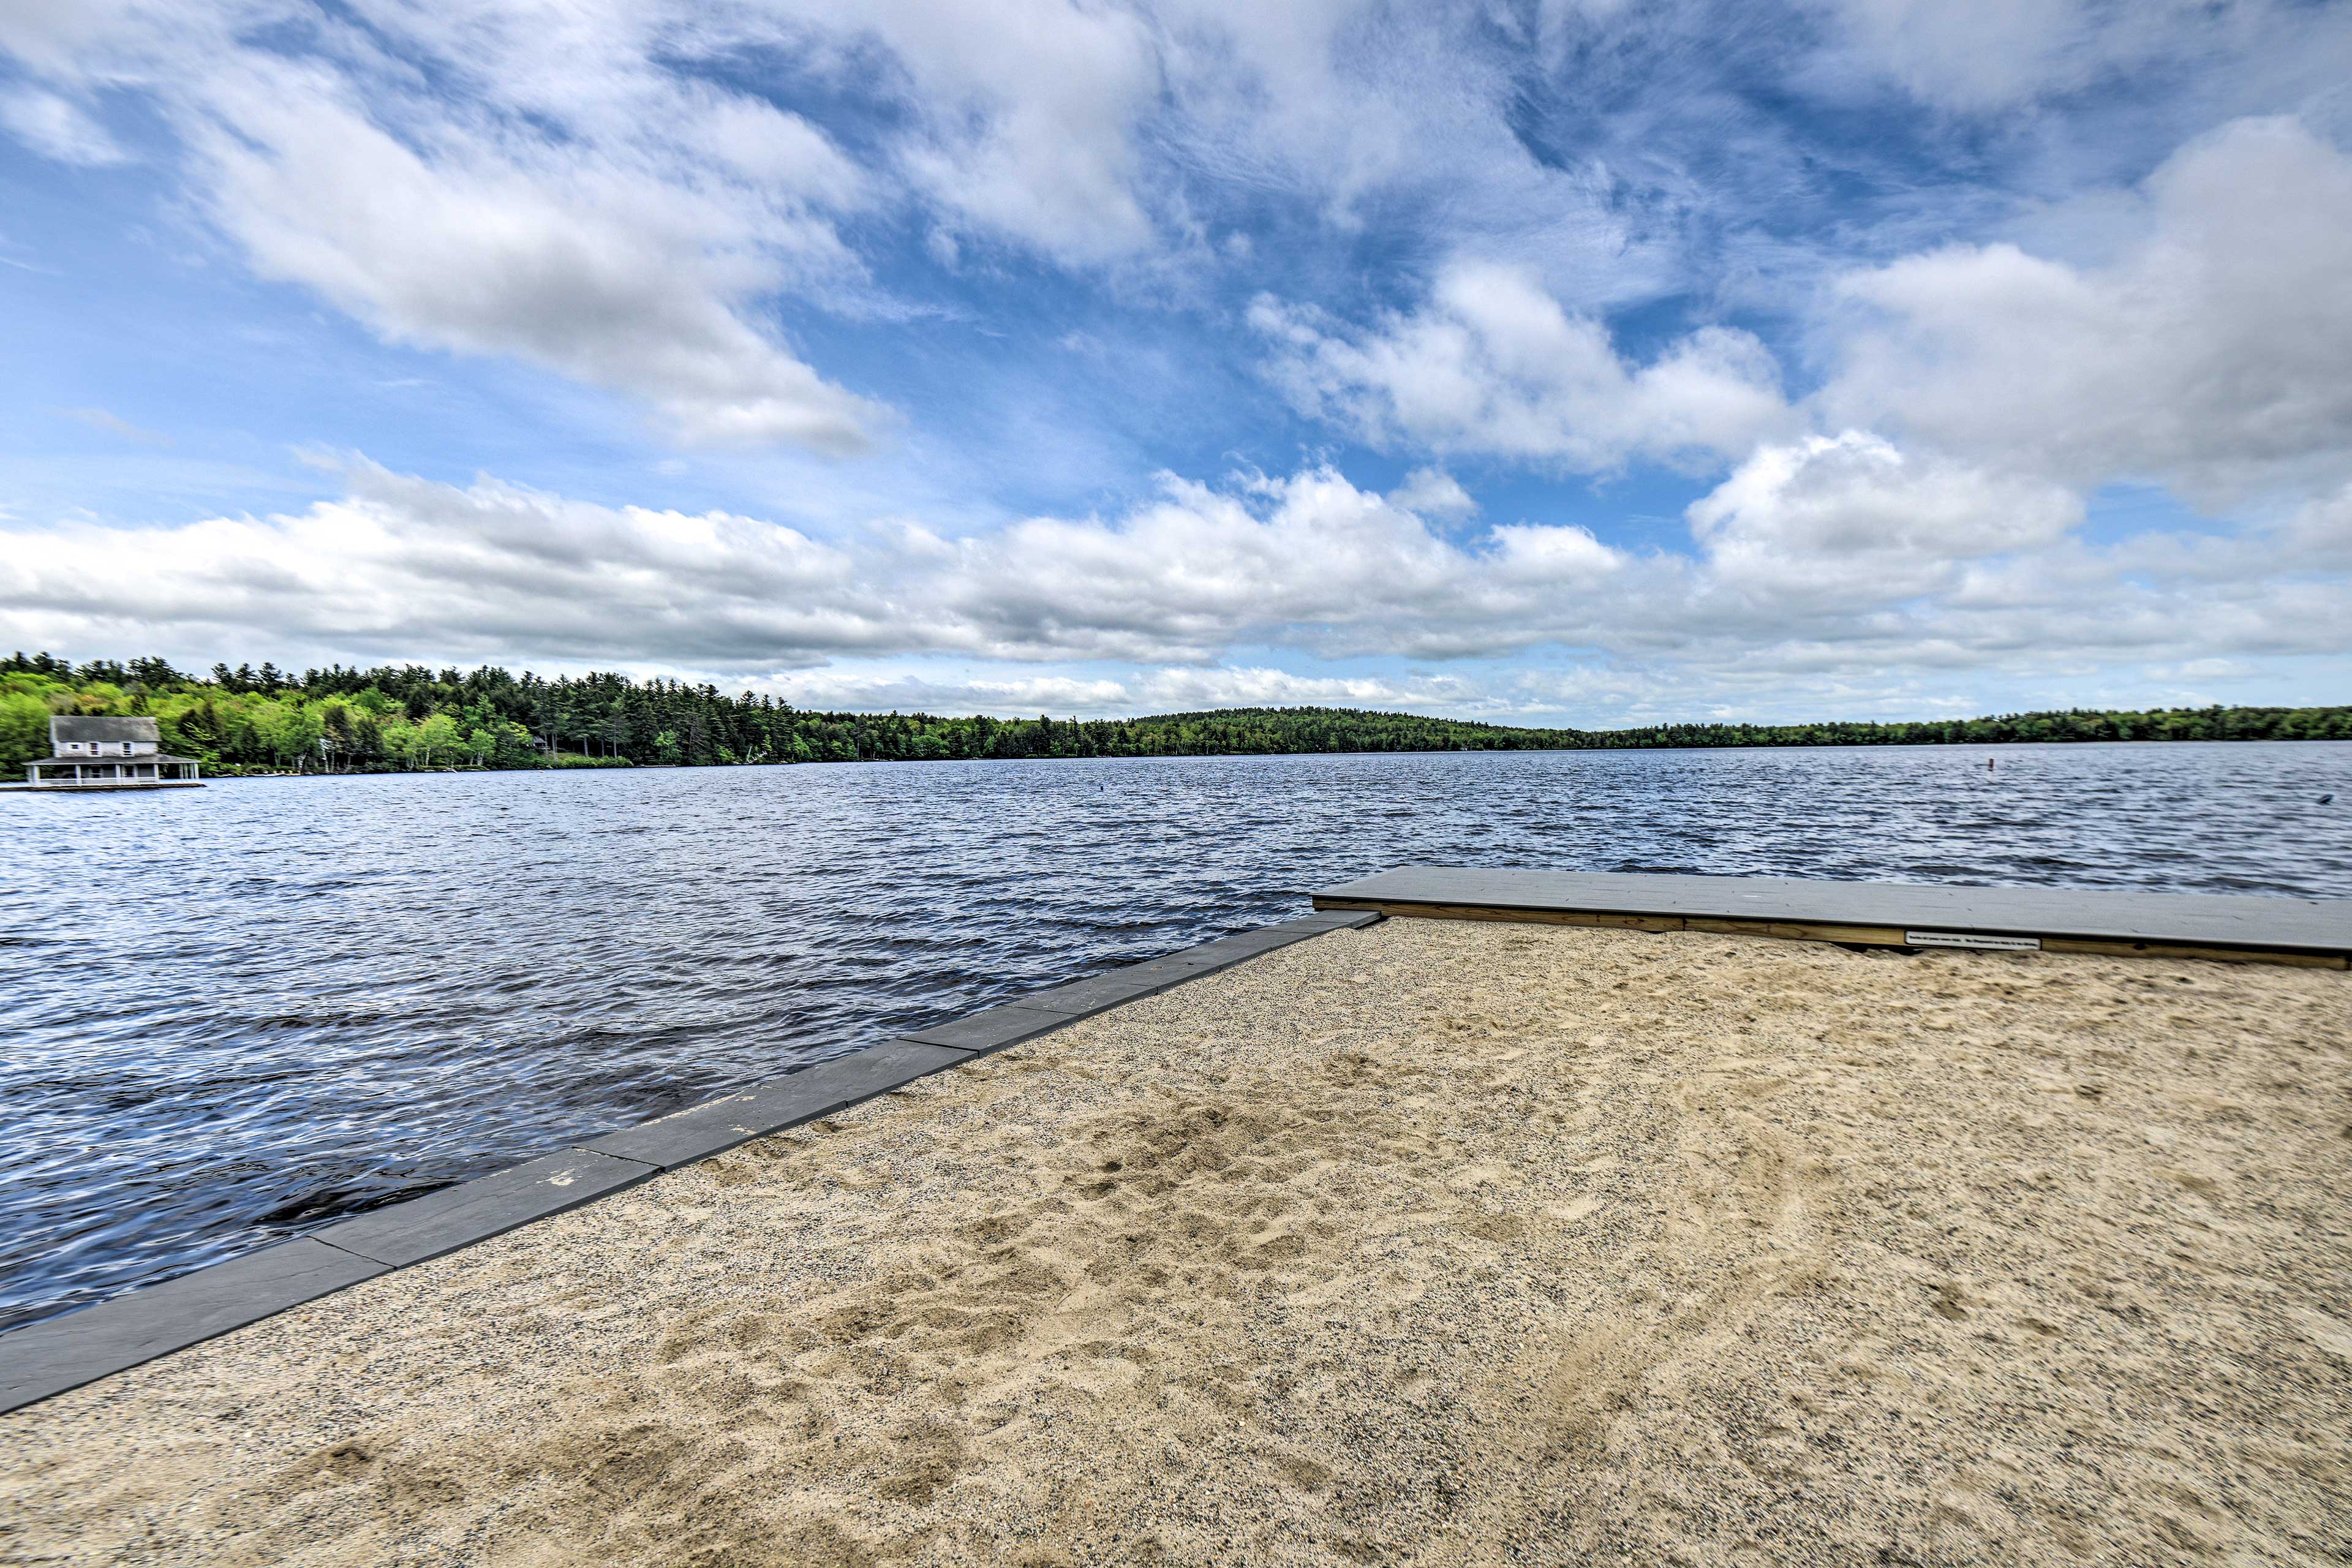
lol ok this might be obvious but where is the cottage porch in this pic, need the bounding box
[20,754,205,788]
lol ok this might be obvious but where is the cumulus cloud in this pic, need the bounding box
[1687,432,2082,609]
[0,461,887,667]
[3,2,888,453]
[0,458,1638,669]
[831,0,1166,265]
[20,2,2334,476]
[1825,118,2352,505]
[932,467,1637,662]
[192,70,886,452]
[6,452,2346,718]
[1,1,1602,451]
[1253,262,1795,471]
[2280,480,2352,570]
[1387,468,1479,518]
[816,0,1624,267]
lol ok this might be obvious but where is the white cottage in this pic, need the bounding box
[25,716,203,787]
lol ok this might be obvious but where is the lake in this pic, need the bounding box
[6,741,2348,1333]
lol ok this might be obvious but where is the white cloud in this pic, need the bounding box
[851,0,1166,265]
[0,455,1647,673]
[4,451,2346,720]
[0,458,1634,669]
[1387,468,1479,519]
[0,459,884,668]
[4,2,889,454]
[1686,432,2082,609]
[924,466,1634,662]
[0,86,124,165]
[194,87,888,453]
[752,662,1500,720]
[1253,261,1795,472]
[0,0,1514,449]
[2272,480,2352,570]
[1803,0,2352,114]
[1806,0,2181,110]
[0,0,137,77]
[1825,118,2352,506]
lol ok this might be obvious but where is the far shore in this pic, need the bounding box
[17,730,2352,792]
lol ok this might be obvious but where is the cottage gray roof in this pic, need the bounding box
[50,715,160,743]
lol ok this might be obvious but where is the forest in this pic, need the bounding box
[4,651,2348,777]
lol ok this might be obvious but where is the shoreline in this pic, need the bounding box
[10,734,2352,794]
[6,917,2345,1564]
[0,913,1376,1408]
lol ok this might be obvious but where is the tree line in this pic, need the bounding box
[2,650,2346,777]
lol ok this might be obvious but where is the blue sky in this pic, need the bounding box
[4,0,2351,725]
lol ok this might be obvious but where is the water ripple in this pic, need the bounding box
[2,742,2348,1331]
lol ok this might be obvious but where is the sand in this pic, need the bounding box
[2,918,2349,1567]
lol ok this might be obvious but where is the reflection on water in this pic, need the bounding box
[4,741,2347,1330]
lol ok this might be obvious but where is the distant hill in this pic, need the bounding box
[4,652,2347,775]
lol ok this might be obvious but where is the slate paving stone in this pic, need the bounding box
[580,1041,966,1170]
[1278,908,1382,930]
[1114,937,1276,984]
[1107,954,1215,988]
[575,1088,799,1170]
[312,1150,658,1269]
[0,1239,387,1415]
[746,1039,971,1113]
[900,1003,1075,1054]
[1016,971,1168,1016]
[1164,929,1305,968]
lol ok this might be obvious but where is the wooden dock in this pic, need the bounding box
[1312,867,2351,968]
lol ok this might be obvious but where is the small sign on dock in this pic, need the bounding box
[1904,931,2042,952]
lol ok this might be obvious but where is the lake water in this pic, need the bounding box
[6,742,2349,1333]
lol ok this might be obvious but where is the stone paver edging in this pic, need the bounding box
[0,910,1381,1415]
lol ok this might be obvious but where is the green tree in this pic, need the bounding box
[0,692,51,772]
[414,712,461,766]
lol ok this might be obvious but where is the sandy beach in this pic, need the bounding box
[3,916,2348,1566]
